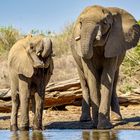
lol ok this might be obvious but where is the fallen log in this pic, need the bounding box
[46,78,80,92]
[0,78,140,113]
[0,89,11,100]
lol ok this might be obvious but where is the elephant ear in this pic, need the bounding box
[105,8,140,57]
[71,21,82,57]
[8,43,34,78]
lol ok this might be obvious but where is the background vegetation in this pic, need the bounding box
[0,22,139,94]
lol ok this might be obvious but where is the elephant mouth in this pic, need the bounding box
[102,25,111,37]
[93,25,112,46]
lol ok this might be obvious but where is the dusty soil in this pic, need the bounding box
[0,105,140,130]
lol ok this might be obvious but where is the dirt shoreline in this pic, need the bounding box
[0,105,140,130]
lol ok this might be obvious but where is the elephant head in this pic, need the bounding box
[72,5,140,59]
[8,35,53,78]
[25,35,53,68]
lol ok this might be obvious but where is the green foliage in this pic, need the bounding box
[0,26,21,54]
[121,84,134,93]
[122,43,140,76]
[30,29,53,36]
[121,19,140,76]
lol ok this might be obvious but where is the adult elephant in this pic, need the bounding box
[71,5,140,129]
[8,35,54,131]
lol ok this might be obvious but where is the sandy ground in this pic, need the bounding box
[0,105,140,130]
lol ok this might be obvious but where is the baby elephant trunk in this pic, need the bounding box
[41,38,52,58]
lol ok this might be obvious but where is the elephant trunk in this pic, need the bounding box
[42,38,52,58]
[81,24,100,59]
[125,24,140,49]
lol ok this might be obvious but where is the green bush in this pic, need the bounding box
[122,43,140,76]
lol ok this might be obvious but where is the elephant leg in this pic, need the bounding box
[31,94,35,114]
[88,73,100,127]
[10,84,19,131]
[77,67,91,122]
[19,77,30,131]
[98,58,117,129]
[111,69,122,121]
[19,131,30,140]
[84,60,100,126]
[33,90,44,130]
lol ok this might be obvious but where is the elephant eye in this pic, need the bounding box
[79,21,82,29]
[30,43,34,49]
[41,44,44,50]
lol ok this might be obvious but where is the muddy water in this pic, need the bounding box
[1,130,140,140]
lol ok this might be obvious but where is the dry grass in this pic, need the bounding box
[50,54,77,83]
[0,26,21,54]
[51,23,73,57]
[0,53,9,88]
[0,24,139,93]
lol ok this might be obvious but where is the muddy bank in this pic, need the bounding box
[0,105,140,130]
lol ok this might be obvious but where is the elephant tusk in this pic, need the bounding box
[96,25,102,41]
[37,52,41,56]
[75,35,81,41]
[96,34,101,40]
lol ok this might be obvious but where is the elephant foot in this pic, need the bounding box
[19,126,29,131]
[97,121,113,129]
[33,118,43,130]
[91,120,98,128]
[10,124,18,131]
[32,125,42,131]
[80,114,91,122]
[111,112,122,121]
[97,113,113,129]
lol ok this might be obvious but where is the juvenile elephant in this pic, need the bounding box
[71,5,140,129]
[8,35,54,131]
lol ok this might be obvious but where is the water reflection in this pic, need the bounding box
[32,131,45,140]
[7,129,140,140]
[82,130,118,140]
[11,131,45,140]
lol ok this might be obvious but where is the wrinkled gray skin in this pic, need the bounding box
[71,5,140,129]
[8,35,54,131]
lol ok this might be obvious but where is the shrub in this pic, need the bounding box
[122,43,140,76]
[0,26,21,55]
[52,23,74,57]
